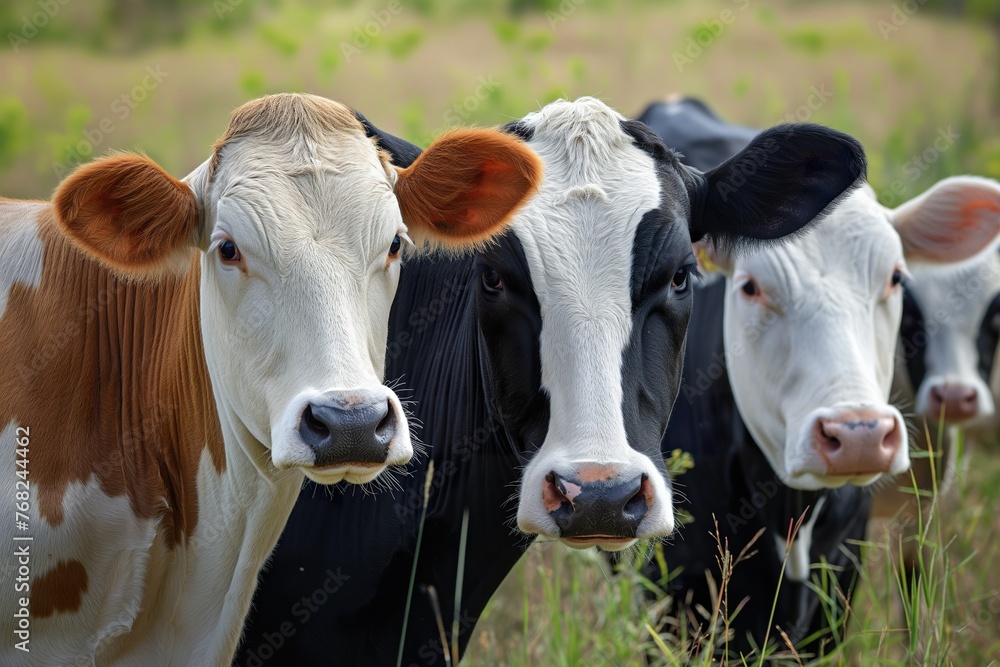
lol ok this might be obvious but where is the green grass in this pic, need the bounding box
[470,431,1000,665]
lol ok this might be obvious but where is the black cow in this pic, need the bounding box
[236,97,867,666]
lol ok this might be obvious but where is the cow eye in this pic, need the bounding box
[671,267,689,289]
[891,269,902,287]
[482,267,503,292]
[741,280,757,297]
[219,240,240,263]
[388,234,402,257]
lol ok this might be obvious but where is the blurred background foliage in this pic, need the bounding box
[0,0,998,206]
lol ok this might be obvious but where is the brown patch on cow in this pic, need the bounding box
[208,93,363,183]
[576,464,618,483]
[0,206,225,548]
[393,128,543,248]
[31,560,88,618]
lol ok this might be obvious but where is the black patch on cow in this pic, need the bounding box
[635,98,758,171]
[692,123,867,249]
[474,232,550,454]
[500,119,535,143]
[977,291,1000,384]
[620,198,698,473]
[353,109,422,167]
[899,280,928,395]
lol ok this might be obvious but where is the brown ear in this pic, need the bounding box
[392,129,542,249]
[53,153,200,279]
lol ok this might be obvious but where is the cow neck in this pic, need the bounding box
[385,254,530,658]
[737,433,825,538]
[0,211,229,549]
[389,254,524,494]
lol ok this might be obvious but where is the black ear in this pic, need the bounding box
[353,110,423,168]
[687,123,867,250]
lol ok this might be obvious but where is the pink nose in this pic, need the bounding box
[812,409,901,476]
[927,383,979,423]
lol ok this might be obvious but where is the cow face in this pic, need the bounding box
[52,94,541,486]
[892,177,1000,428]
[470,98,867,550]
[709,186,908,489]
[711,178,1000,490]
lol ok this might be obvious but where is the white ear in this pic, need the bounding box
[892,175,1000,264]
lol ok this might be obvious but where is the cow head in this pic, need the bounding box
[52,93,541,485]
[893,176,1000,427]
[703,178,1000,490]
[471,99,866,550]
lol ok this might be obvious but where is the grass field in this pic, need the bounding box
[2,0,998,663]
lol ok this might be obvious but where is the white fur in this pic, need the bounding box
[0,200,45,319]
[512,98,674,545]
[773,496,826,583]
[721,187,910,490]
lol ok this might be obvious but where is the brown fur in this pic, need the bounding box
[52,155,199,279]
[394,128,543,247]
[208,93,363,183]
[31,560,88,618]
[0,207,224,548]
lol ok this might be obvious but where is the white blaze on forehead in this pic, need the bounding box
[512,98,676,542]
[510,98,662,453]
[192,100,411,470]
[724,187,907,487]
[0,201,46,319]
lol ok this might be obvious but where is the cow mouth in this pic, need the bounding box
[312,461,384,470]
[561,536,637,551]
[304,462,387,485]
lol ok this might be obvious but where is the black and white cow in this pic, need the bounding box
[236,97,867,666]
[637,97,1000,655]
[875,176,1000,563]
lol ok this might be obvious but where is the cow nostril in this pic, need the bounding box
[817,421,841,453]
[375,401,396,440]
[301,404,330,441]
[623,474,653,521]
[543,471,571,513]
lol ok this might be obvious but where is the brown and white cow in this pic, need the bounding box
[0,93,540,665]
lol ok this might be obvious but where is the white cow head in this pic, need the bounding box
[705,179,1000,490]
[52,93,541,485]
[894,176,1000,428]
